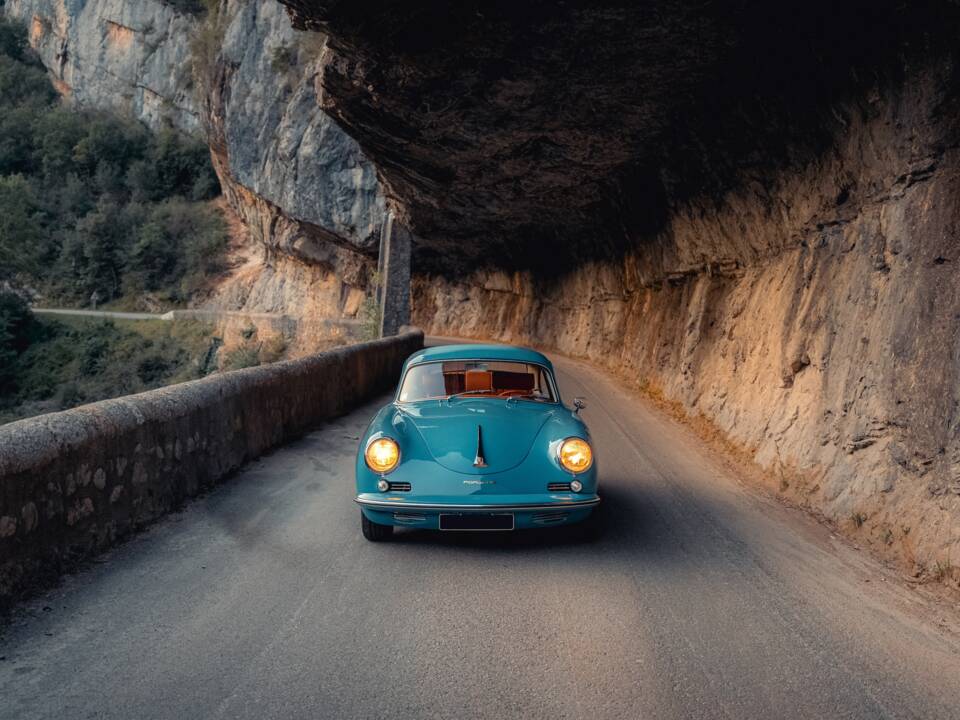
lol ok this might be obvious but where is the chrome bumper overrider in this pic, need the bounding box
[354,497,601,512]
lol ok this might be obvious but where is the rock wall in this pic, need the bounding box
[203,0,385,308]
[209,0,385,257]
[0,329,423,609]
[272,0,960,574]
[3,0,200,131]
[2,0,386,321]
[413,55,960,571]
[6,0,958,573]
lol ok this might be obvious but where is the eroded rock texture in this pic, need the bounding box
[3,0,200,131]
[280,0,960,565]
[206,1,385,260]
[5,0,960,568]
[200,0,385,315]
[3,0,384,319]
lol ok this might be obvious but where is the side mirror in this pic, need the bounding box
[573,397,587,414]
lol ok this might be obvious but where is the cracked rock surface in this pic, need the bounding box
[3,0,386,318]
[5,0,960,567]
[282,0,960,565]
[4,0,199,130]
[201,0,386,316]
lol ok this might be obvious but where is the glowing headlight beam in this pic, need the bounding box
[559,437,593,474]
[365,437,400,474]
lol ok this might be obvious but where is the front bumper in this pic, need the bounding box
[356,493,600,530]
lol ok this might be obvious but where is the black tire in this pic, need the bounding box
[361,510,394,541]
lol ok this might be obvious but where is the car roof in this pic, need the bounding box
[403,343,554,372]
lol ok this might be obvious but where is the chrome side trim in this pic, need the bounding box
[355,497,601,512]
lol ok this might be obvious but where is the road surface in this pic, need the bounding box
[30,307,171,321]
[29,307,362,329]
[2,348,960,719]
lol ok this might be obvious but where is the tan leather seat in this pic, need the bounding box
[464,369,493,392]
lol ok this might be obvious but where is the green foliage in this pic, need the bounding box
[0,19,231,423]
[0,54,55,108]
[0,315,217,424]
[0,18,223,305]
[259,335,287,364]
[0,290,37,396]
[270,43,295,74]
[163,0,218,16]
[132,127,220,202]
[123,198,227,300]
[360,271,383,340]
[221,332,288,371]
[0,175,42,280]
[0,17,29,61]
[222,345,261,371]
[189,3,226,95]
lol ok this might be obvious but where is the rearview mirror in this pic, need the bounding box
[573,397,587,414]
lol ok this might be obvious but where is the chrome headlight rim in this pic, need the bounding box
[364,435,401,474]
[557,436,594,474]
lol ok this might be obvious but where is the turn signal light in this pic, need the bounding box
[559,438,593,474]
[365,437,400,474]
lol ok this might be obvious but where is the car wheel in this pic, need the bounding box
[361,510,394,541]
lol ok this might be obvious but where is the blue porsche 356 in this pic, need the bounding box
[355,344,600,540]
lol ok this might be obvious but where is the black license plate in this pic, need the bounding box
[439,513,515,531]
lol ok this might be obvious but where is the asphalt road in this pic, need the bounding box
[30,307,170,321]
[3,350,960,719]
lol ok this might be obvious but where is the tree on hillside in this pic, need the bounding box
[0,290,35,396]
[73,201,130,300]
[0,17,29,61]
[0,175,42,282]
[0,54,55,107]
[0,16,224,307]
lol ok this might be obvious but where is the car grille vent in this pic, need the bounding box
[393,512,426,523]
[533,511,568,524]
[388,482,412,492]
[547,482,572,492]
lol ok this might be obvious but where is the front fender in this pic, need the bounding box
[355,402,598,498]
[356,403,434,493]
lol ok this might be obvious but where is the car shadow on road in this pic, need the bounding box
[387,479,684,559]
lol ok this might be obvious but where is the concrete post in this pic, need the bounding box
[378,213,411,337]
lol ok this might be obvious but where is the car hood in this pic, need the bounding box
[398,400,557,474]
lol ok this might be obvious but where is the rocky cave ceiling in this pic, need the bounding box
[276,0,960,274]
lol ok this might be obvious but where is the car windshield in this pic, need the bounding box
[398,360,557,403]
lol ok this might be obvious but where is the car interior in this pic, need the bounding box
[399,361,555,402]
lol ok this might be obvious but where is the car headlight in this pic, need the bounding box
[365,437,400,474]
[558,437,593,474]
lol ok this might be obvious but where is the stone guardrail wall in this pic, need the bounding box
[0,329,424,610]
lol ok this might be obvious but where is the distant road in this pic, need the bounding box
[29,307,362,328]
[30,307,172,321]
[2,341,959,718]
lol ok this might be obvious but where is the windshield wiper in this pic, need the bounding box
[506,393,551,404]
[447,389,497,402]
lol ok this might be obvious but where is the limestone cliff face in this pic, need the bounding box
[205,1,385,270]
[2,0,385,319]
[3,0,199,131]
[7,0,959,572]
[412,58,960,569]
[282,0,960,572]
